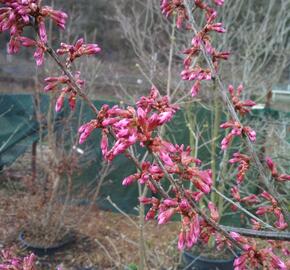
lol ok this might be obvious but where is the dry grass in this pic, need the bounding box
[0,184,181,270]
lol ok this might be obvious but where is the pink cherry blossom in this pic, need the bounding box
[220,120,256,149]
[206,22,226,33]
[208,201,219,222]
[78,120,98,144]
[229,152,250,184]
[228,84,256,116]
[55,92,65,112]
[158,208,176,224]
[41,6,68,29]
[178,231,186,250]
[44,72,84,111]
[57,38,101,62]
[19,37,46,65]
[212,0,224,6]
[160,0,188,29]
[0,0,67,64]
[265,157,290,182]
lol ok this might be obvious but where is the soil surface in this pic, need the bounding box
[0,187,181,270]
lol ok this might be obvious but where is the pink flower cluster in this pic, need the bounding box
[44,38,100,112]
[77,87,215,196]
[139,197,201,250]
[77,87,225,251]
[122,161,164,193]
[265,157,290,182]
[256,191,287,230]
[160,0,188,29]
[78,87,178,160]
[18,36,46,65]
[161,0,229,96]
[230,186,259,212]
[230,232,287,270]
[0,250,36,270]
[220,120,256,150]
[160,0,224,32]
[220,84,256,150]
[228,85,256,116]
[124,138,212,195]
[44,72,84,112]
[178,214,200,250]
[0,0,67,64]
[139,195,219,250]
[0,0,101,113]
[57,38,101,62]
[229,152,250,184]
[160,0,225,30]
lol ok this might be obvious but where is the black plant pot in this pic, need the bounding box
[183,251,236,270]
[18,230,75,256]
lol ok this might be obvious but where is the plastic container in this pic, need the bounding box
[18,230,75,256]
[183,251,236,270]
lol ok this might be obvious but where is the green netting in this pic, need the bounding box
[0,94,53,168]
[0,95,38,169]
[0,94,289,215]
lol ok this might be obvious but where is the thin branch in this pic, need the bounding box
[221,225,290,241]
[106,196,138,229]
[166,17,176,99]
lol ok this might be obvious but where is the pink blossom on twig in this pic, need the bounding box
[57,38,101,62]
